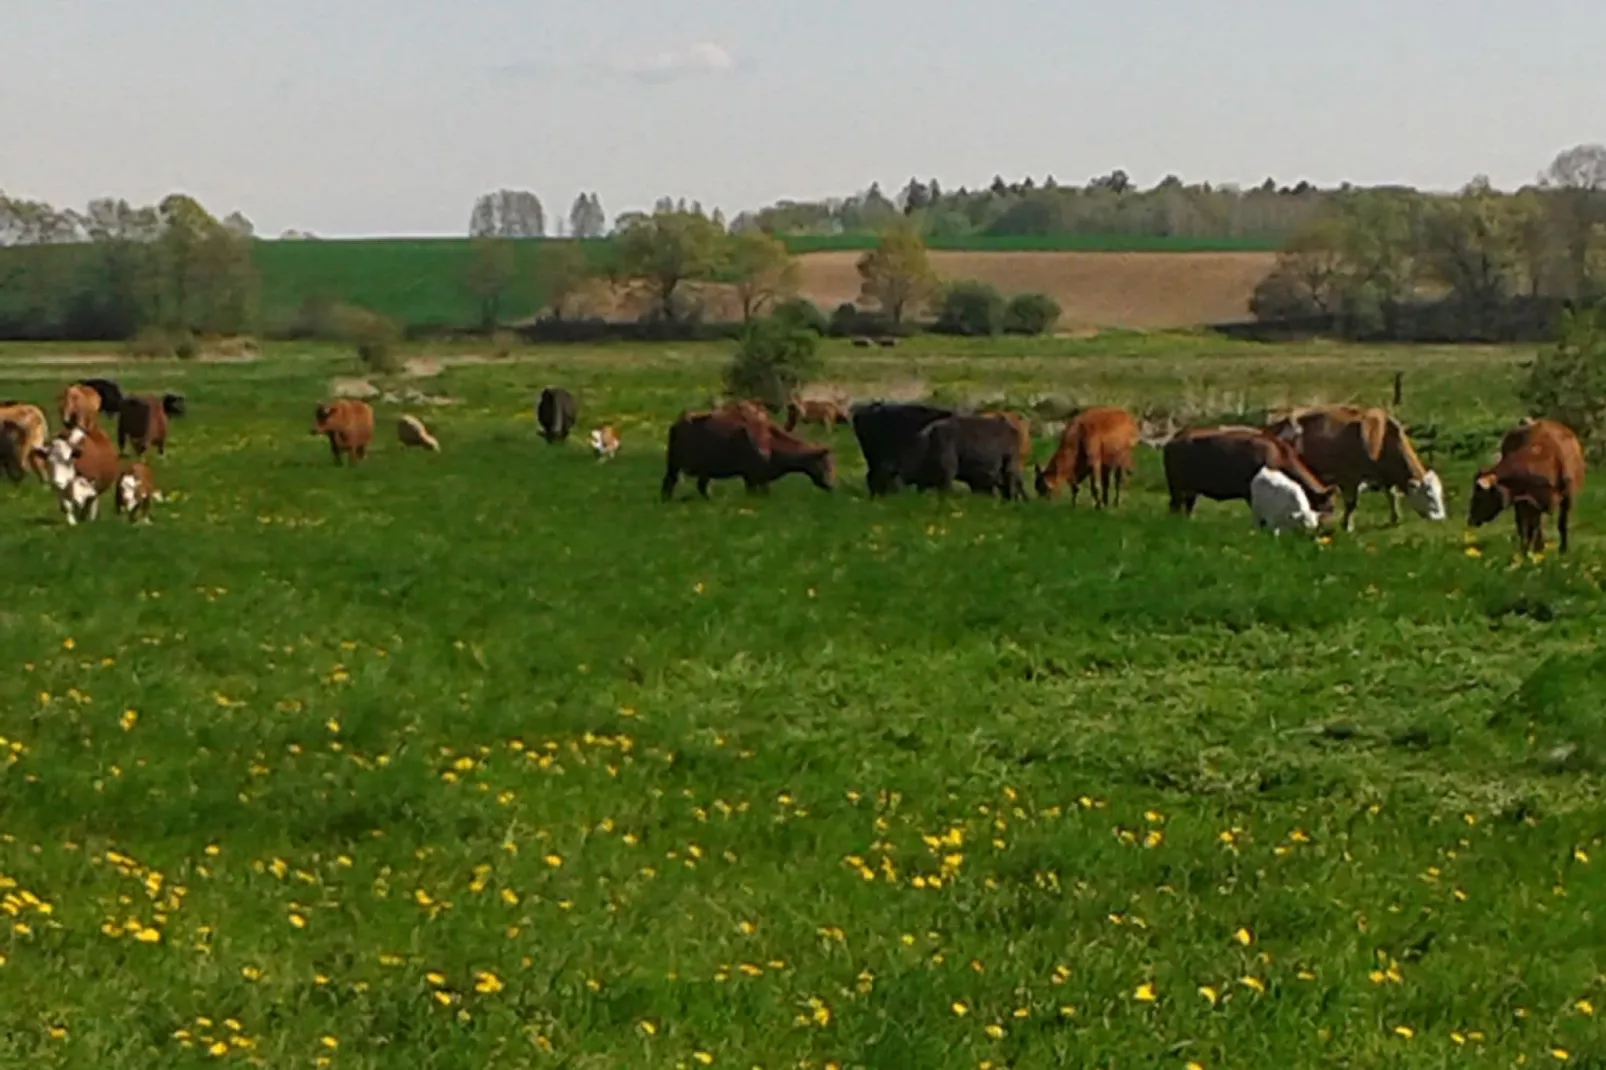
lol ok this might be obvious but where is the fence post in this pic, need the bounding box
[1392,372,1403,408]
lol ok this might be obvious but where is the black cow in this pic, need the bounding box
[662,407,835,501]
[850,401,955,496]
[76,378,125,416]
[162,392,187,417]
[900,414,1027,499]
[537,386,578,444]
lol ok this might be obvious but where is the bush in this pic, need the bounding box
[173,330,199,360]
[127,326,176,359]
[325,304,403,374]
[933,280,1006,336]
[1003,292,1064,336]
[723,317,823,410]
[770,297,827,335]
[1519,303,1606,459]
[827,302,893,339]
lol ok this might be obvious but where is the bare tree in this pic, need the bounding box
[469,190,546,238]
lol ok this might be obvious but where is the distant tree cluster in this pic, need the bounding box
[1248,145,1606,341]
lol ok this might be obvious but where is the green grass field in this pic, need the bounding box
[2,336,1604,1069]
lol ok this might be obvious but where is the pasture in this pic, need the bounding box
[1,334,1604,1069]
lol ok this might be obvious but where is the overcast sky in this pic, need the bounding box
[3,0,1602,237]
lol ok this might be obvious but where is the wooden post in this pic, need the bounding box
[1392,372,1403,408]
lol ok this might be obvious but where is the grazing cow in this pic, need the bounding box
[0,403,49,481]
[114,461,161,524]
[1163,425,1336,518]
[162,392,187,418]
[662,405,834,500]
[590,424,620,461]
[1468,417,1586,553]
[537,387,578,444]
[1250,467,1322,534]
[59,383,102,431]
[1034,405,1140,507]
[980,409,1035,471]
[1266,404,1445,531]
[76,378,125,415]
[849,401,956,496]
[312,399,375,465]
[786,396,851,434]
[116,395,170,457]
[900,413,1027,500]
[397,415,441,452]
[37,425,118,525]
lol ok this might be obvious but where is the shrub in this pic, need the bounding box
[770,297,827,335]
[827,302,892,338]
[933,280,1006,336]
[1003,292,1063,336]
[723,317,823,410]
[173,330,199,360]
[1519,303,1606,459]
[127,326,175,359]
[326,304,403,374]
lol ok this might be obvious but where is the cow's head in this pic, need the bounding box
[804,448,836,491]
[312,404,335,435]
[1405,470,1447,521]
[115,471,141,514]
[162,393,188,417]
[39,436,81,491]
[1467,471,1508,527]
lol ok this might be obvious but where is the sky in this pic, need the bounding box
[2,0,1603,237]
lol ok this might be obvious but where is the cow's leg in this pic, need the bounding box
[118,425,127,456]
[329,436,343,465]
[1097,463,1112,508]
[696,477,712,499]
[1341,485,1360,533]
[1386,485,1402,525]
[1112,468,1125,508]
[660,465,679,501]
[87,496,100,522]
[60,496,76,525]
[1559,494,1572,553]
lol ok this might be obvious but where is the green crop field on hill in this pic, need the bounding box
[0,334,1602,1069]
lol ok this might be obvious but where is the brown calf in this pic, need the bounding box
[786,396,851,433]
[115,461,160,523]
[59,383,101,431]
[1034,406,1140,507]
[1468,417,1586,553]
[312,400,375,465]
[117,395,170,457]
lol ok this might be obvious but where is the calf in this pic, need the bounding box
[1250,467,1321,534]
[117,394,170,457]
[1267,404,1445,531]
[590,424,620,461]
[537,386,578,443]
[900,413,1027,500]
[312,399,375,465]
[59,383,102,431]
[1034,405,1140,507]
[0,403,49,481]
[662,405,833,500]
[1163,425,1335,517]
[1468,417,1586,553]
[37,425,118,525]
[397,415,441,451]
[114,461,161,524]
[849,400,956,496]
[786,396,851,434]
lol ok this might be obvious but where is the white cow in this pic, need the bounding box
[1250,466,1321,535]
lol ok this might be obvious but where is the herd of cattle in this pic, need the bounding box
[0,376,1588,553]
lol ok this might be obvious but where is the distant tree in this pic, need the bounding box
[568,193,607,239]
[1418,177,1521,328]
[932,279,1006,336]
[221,211,255,238]
[532,240,594,320]
[727,229,799,322]
[1542,144,1606,298]
[469,190,546,238]
[856,224,938,326]
[1089,169,1132,195]
[614,208,728,322]
[463,237,518,329]
[900,178,931,215]
[0,194,80,245]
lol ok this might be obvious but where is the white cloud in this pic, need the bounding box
[605,41,735,83]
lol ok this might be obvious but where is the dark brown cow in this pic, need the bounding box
[1468,417,1586,553]
[662,404,834,500]
[900,413,1027,500]
[1163,425,1336,517]
[1034,406,1140,507]
[980,409,1035,471]
[312,399,375,465]
[117,395,170,457]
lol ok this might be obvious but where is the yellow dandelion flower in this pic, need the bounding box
[320,1035,339,1049]
[432,990,454,1006]
[135,927,161,943]
[288,913,307,929]
[1464,546,1483,558]
[474,970,504,994]
[1451,1032,1467,1045]
[544,853,563,868]
[241,966,262,981]
[426,971,446,986]
[637,1020,658,1036]
[1552,1049,1570,1062]
[1233,927,1253,946]
[693,1052,714,1065]
[1143,829,1164,848]
[1198,985,1219,1006]
[984,1024,1005,1040]
[1576,999,1595,1016]
[1134,983,1158,1003]
[62,638,74,650]
[120,709,138,731]
[1187,1063,1205,1070]
[1394,1025,1415,1039]
[1240,976,1266,994]
[952,1001,970,1017]
[208,1041,228,1057]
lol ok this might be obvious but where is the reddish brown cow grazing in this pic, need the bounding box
[1034,406,1140,507]
[1162,425,1336,518]
[59,383,101,431]
[117,395,170,457]
[662,404,834,500]
[1468,417,1586,553]
[312,400,375,465]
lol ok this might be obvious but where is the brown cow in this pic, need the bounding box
[1162,425,1336,518]
[59,383,101,431]
[0,403,49,481]
[312,400,375,465]
[1468,417,1586,553]
[36,425,118,524]
[1034,406,1140,507]
[662,404,834,500]
[980,409,1035,471]
[117,395,170,457]
[114,460,161,524]
[786,396,851,434]
[1266,405,1445,531]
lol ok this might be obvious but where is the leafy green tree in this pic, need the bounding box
[614,208,727,323]
[727,229,799,322]
[723,316,822,410]
[532,240,595,320]
[463,237,518,329]
[933,279,1006,336]
[1520,303,1606,458]
[856,224,938,326]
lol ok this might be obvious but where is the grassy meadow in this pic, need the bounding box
[1,334,1605,1068]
